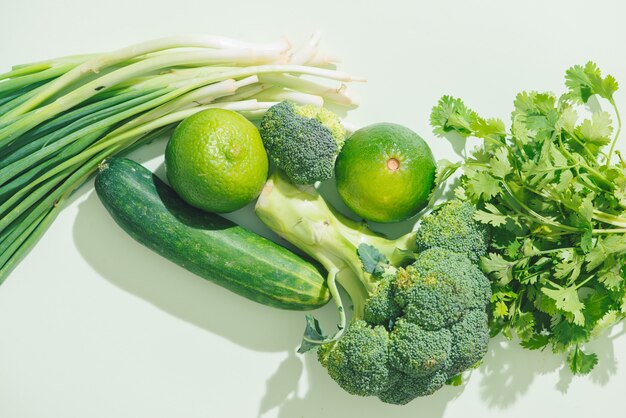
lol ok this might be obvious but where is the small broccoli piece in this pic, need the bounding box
[389,319,452,377]
[259,101,346,185]
[255,173,492,405]
[378,370,449,405]
[446,309,490,376]
[416,199,490,262]
[395,248,488,330]
[318,320,391,397]
[363,275,401,327]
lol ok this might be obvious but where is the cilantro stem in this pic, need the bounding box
[516,270,544,284]
[502,181,583,233]
[574,274,595,290]
[481,134,514,154]
[557,136,614,191]
[592,210,626,228]
[512,248,575,266]
[519,184,626,228]
[605,98,622,167]
[535,247,574,255]
[593,228,626,234]
[569,132,606,162]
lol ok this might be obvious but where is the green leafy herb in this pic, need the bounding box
[567,346,599,375]
[430,61,626,373]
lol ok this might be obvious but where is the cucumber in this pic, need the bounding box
[94,157,329,310]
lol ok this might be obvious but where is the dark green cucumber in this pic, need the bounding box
[94,157,329,310]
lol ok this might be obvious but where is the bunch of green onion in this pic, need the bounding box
[0,33,362,283]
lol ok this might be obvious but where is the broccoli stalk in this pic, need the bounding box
[256,172,492,405]
[256,171,416,343]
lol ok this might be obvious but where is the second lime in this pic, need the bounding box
[165,108,268,213]
[335,123,436,223]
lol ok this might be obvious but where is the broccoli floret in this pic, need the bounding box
[363,275,401,327]
[416,199,490,262]
[255,172,491,405]
[447,309,490,376]
[395,248,490,330]
[378,370,449,405]
[388,319,452,377]
[318,320,391,397]
[259,101,346,185]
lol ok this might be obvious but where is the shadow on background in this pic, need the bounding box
[478,332,618,409]
[72,188,331,352]
[257,330,621,417]
[263,352,464,418]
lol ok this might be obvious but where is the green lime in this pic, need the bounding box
[165,108,268,213]
[335,123,436,223]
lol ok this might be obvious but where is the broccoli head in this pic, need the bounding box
[318,320,391,396]
[315,250,491,405]
[256,173,492,405]
[415,199,490,262]
[259,100,346,185]
[395,248,492,330]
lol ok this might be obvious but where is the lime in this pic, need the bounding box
[165,108,268,213]
[335,123,436,223]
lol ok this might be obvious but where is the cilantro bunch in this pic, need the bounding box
[430,62,626,374]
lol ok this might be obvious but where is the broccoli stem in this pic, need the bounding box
[255,171,416,329]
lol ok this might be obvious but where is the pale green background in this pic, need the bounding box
[1,0,626,417]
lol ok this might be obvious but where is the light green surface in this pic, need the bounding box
[1,1,626,417]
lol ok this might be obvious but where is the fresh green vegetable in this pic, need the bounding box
[430,61,626,374]
[259,100,346,184]
[255,173,491,404]
[95,157,330,310]
[416,199,491,263]
[0,34,361,283]
[319,248,491,405]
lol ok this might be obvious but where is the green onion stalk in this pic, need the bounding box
[0,33,363,283]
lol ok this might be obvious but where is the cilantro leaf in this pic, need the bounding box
[567,346,598,375]
[575,112,613,146]
[586,234,626,271]
[552,320,589,352]
[465,171,500,200]
[472,117,507,148]
[430,62,625,373]
[513,311,536,341]
[490,147,513,178]
[556,106,578,134]
[592,310,620,335]
[553,249,583,282]
[520,334,550,350]
[435,159,462,186]
[493,300,509,318]
[430,96,479,137]
[474,210,508,227]
[541,284,585,326]
[480,253,514,285]
[597,259,623,289]
[565,61,618,103]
